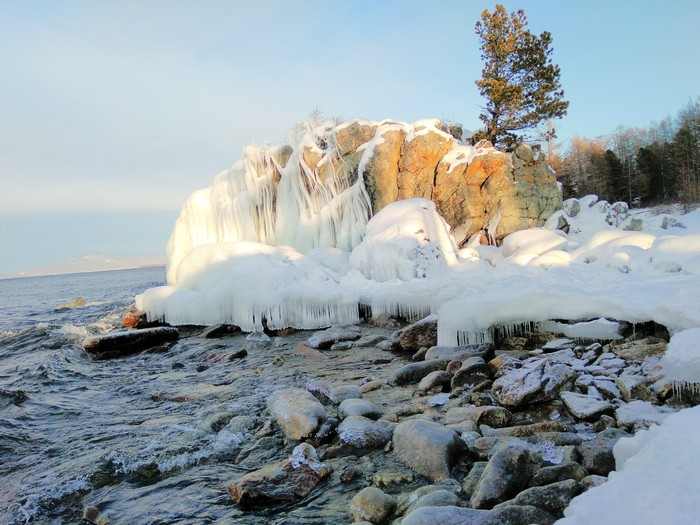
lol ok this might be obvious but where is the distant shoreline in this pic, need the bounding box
[0,264,165,281]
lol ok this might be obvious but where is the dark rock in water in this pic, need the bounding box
[228,456,331,507]
[445,406,512,428]
[82,506,109,525]
[82,327,179,360]
[306,324,362,349]
[228,349,248,360]
[55,297,87,311]
[393,419,465,481]
[391,359,451,385]
[392,314,438,353]
[200,323,240,338]
[577,427,630,475]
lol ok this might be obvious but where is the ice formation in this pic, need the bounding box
[557,405,700,525]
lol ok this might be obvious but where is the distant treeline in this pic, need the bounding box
[553,97,700,208]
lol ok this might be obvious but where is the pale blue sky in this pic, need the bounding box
[1,0,699,274]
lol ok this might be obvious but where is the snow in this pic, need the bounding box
[660,328,700,384]
[557,405,700,525]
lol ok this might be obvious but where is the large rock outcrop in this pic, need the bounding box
[164,119,561,284]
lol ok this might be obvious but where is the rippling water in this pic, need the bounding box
[0,268,409,525]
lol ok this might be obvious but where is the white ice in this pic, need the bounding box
[557,405,700,525]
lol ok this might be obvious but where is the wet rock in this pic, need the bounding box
[577,427,630,475]
[462,462,488,499]
[417,371,452,394]
[340,398,382,420]
[200,323,240,338]
[425,344,495,362]
[338,416,395,449]
[331,341,354,350]
[267,388,326,440]
[56,297,87,310]
[480,420,564,438]
[228,445,332,507]
[391,360,450,385]
[228,349,248,360]
[355,334,388,347]
[341,466,363,483]
[491,358,576,408]
[307,324,362,349]
[83,327,179,360]
[392,315,438,353]
[372,471,414,489]
[400,505,488,525]
[393,419,465,481]
[560,391,615,421]
[487,505,556,525]
[333,384,363,403]
[470,443,530,509]
[451,357,492,389]
[444,406,512,428]
[405,489,461,514]
[529,461,589,487]
[350,486,396,524]
[494,479,581,518]
[82,506,110,525]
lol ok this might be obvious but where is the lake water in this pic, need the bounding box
[0,267,407,525]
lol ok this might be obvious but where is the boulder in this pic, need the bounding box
[267,388,326,440]
[444,406,512,428]
[228,446,331,507]
[391,360,451,385]
[491,358,576,408]
[392,315,438,353]
[560,391,615,421]
[338,416,395,449]
[417,370,453,393]
[393,419,465,481]
[451,357,492,389]
[82,327,179,360]
[340,398,382,420]
[200,323,240,338]
[470,443,530,509]
[494,479,581,518]
[400,505,555,525]
[529,461,589,487]
[425,344,495,362]
[350,487,396,524]
[577,427,630,476]
[307,324,362,349]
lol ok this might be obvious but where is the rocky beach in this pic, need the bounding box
[75,308,698,525]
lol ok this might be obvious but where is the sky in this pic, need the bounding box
[1,0,699,275]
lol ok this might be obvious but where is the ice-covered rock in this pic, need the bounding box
[306,324,362,349]
[560,391,615,421]
[491,358,576,408]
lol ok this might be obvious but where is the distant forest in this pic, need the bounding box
[551,97,700,209]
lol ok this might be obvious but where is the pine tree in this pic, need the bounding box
[474,4,568,149]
